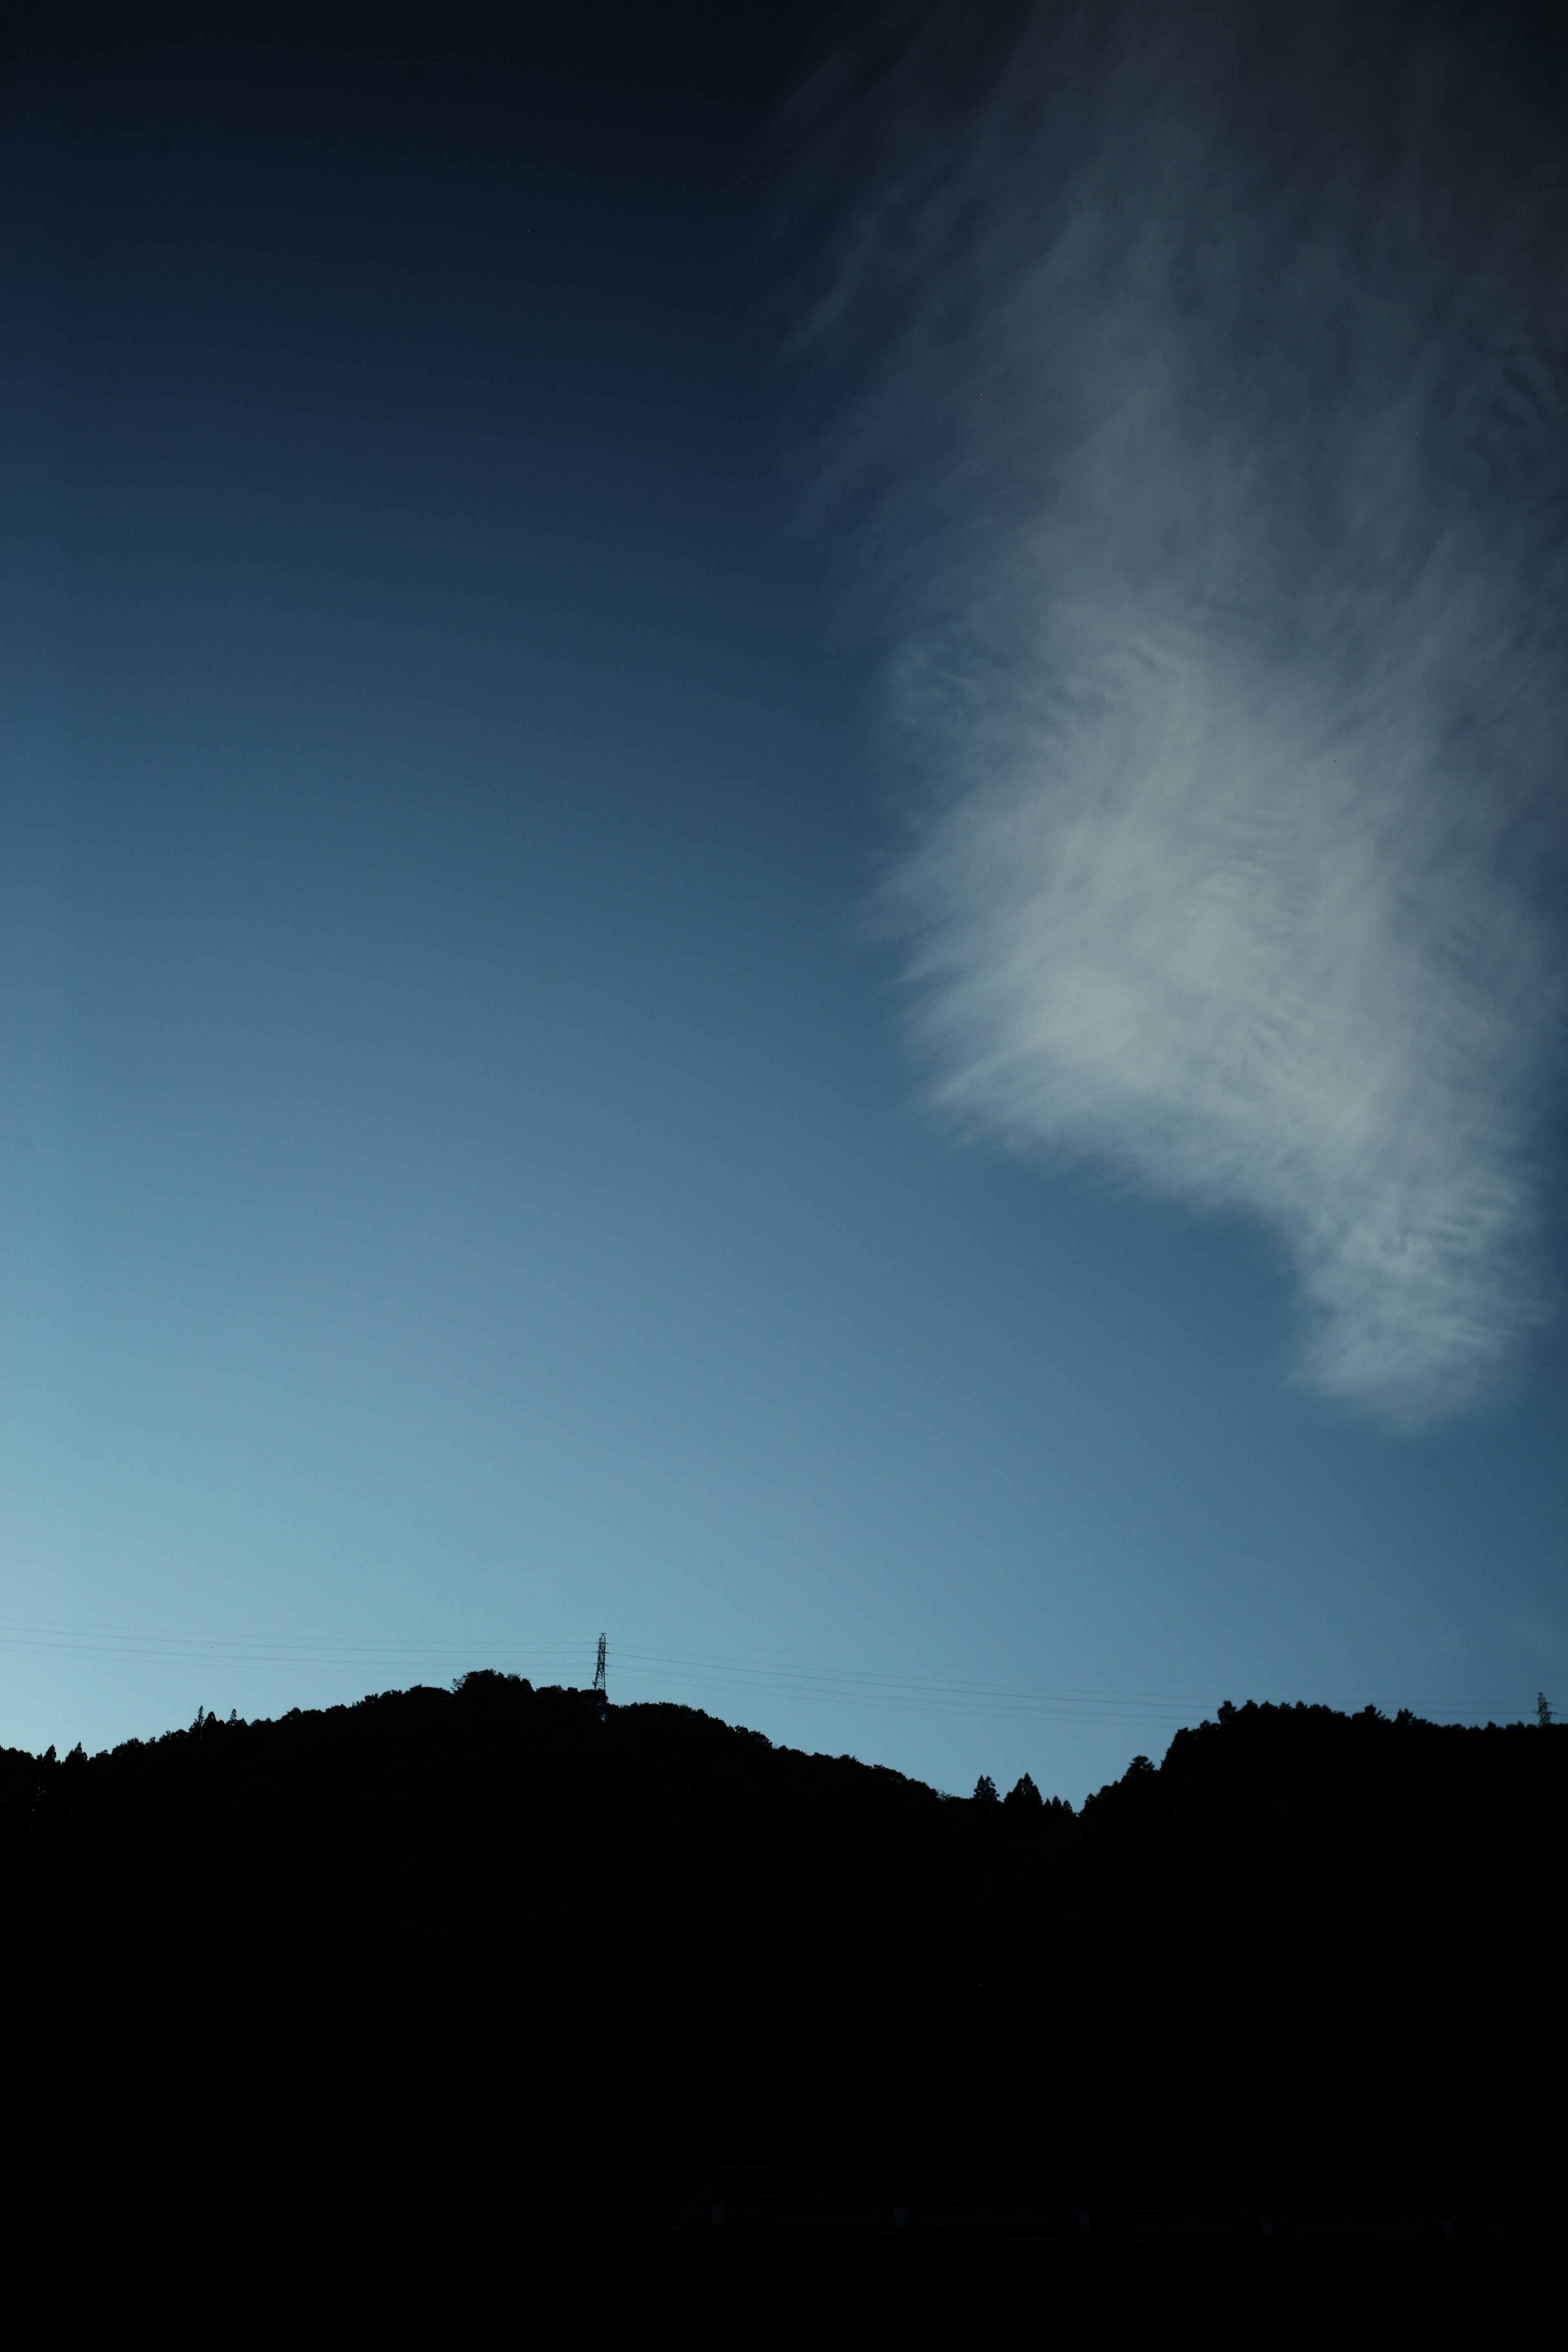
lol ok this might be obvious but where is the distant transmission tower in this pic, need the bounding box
[592,1633,607,1700]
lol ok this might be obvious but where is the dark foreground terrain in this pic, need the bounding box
[2,1679,1562,2330]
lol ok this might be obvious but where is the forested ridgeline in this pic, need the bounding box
[1,1681,1561,2321]
[5,1678,1558,1973]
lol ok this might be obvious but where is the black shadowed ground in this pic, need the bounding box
[2,1679,1562,2327]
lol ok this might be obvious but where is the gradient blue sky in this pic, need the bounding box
[3,3,1565,1799]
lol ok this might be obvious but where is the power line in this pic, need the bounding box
[0,1615,1539,1733]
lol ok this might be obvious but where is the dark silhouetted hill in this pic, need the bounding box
[1,1680,1561,2327]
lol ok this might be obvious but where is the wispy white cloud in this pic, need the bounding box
[796,0,1568,1421]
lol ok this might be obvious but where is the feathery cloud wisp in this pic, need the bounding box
[800,0,1568,1421]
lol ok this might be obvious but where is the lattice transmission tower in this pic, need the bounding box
[592,1633,607,1700]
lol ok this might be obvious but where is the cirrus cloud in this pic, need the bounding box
[795,0,1568,1421]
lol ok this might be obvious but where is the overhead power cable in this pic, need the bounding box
[0,1617,1537,1733]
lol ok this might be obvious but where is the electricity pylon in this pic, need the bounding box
[592,1633,607,1700]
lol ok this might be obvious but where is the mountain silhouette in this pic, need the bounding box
[2,1678,1561,2326]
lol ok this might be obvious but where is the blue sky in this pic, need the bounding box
[2,4,1565,1799]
